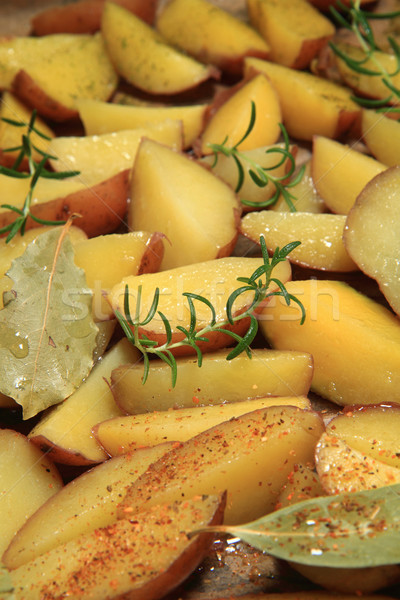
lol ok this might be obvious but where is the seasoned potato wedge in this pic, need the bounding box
[94,396,311,454]
[31,0,157,35]
[0,429,62,558]
[3,444,174,569]
[111,348,313,414]
[10,495,225,600]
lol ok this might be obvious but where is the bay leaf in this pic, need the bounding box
[195,484,400,569]
[0,227,98,419]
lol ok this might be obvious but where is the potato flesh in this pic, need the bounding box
[28,339,140,464]
[312,135,386,214]
[241,211,356,271]
[247,0,334,69]
[0,430,62,558]
[111,348,313,414]
[244,57,360,140]
[361,109,400,167]
[128,138,240,269]
[272,161,326,213]
[10,495,224,600]
[259,279,400,406]
[3,444,174,569]
[117,405,324,525]
[95,396,311,454]
[344,166,400,316]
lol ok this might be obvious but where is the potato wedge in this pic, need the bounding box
[102,2,218,95]
[0,92,54,169]
[275,463,323,509]
[156,0,270,74]
[0,429,62,558]
[362,108,400,167]
[111,348,313,414]
[77,98,207,149]
[271,160,326,213]
[242,212,356,272]
[247,0,334,69]
[31,0,158,35]
[312,135,387,214]
[28,339,140,465]
[0,33,117,121]
[128,138,240,269]
[344,166,400,316]
[109,256,291,357]
[259,279,400,406]
[74,231,164,321]
[94,396,311,454]
[315,432,400,495]
[117,405,324,524]
[244,57,360,140]
[198,73,282,155]
[48,121,183,185]
[3,444,174,569]
[10,494,225,600]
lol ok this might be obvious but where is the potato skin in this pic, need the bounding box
[0,170,129,239]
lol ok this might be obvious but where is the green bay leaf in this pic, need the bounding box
[0,227,98,419]
[196,484,400,569]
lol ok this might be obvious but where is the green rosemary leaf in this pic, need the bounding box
[279,241,302,258]
[142,352,150,385]
[248,168,269,188]
[39,169,81,180]
[155,349,177,387]
[158,310,172,345]
[226,314,258,360]
[240,190,280,209]
[138,337,159,348]
[0,205,24,215]
[183,292,217,327]
[264,146,288,171]
[140,287,160,326]
[235,100,256,148]
[232,153,245,193]
[185,295,197,335]
[0,166,30,179]
[269,278,291,304]
[114,307,135,342]
[123,284,135,326]
[288,294,306,324]
[226,284,256,325]
[330,5,352,30]
[29,215,66,226]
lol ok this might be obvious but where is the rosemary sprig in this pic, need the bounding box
[207,101,305,212]
[330,0,400,111]
[115,236,306,387]
[0,110,79,242]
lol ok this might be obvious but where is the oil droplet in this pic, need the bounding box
[0,324,29,358]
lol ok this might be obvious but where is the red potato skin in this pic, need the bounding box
[28,435,100,466]
[31,0,158,35]
[0,170,129,239]
[137,232,165,275]
[12,70,79,122]
[309,0,375,9]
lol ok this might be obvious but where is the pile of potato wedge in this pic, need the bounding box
[1,0,400,598]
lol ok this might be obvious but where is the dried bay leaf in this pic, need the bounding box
[0,227,98,419]
[195,484,400,569]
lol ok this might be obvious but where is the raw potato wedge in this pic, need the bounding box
[31,0,158,35]
[28,339,141,465]
[111,348,313,414]
[3,444,174,569]
[0,92,54,169]
[200,143,294,209]
[48,121,183,185]
[74,231,164,321]
[312,135,386,214]
[259,279,400,406]
[94,396,311,454]
[128,138,240,269]
[362,109,400,167]
[10,494,225,600]
[315,432,400,495]
[117,405,324,524]
[156,0,270,74]
[0,33,118,121]
[323,404,400,470]
[344,166,400,316]
[247,0,334,69]
[198,74,282,155]
[0,429,63,558]
[0,170,129,239]
[244,57,360,140]
[241,212,357,272]
[77,98,207,149]
[102,2,218,95]
[109,256,292,357]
